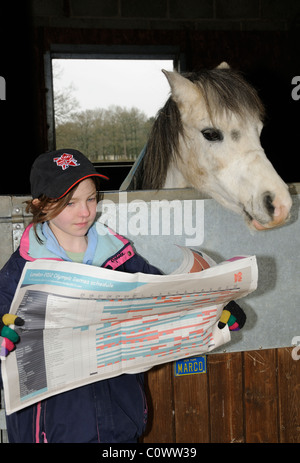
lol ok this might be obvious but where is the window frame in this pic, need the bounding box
[44,44,186,153]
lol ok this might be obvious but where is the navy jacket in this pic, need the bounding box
[0,223,162,443]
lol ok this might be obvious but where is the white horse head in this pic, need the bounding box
[126,63,292,231]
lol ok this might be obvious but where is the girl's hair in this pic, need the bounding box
[25,177,103,242]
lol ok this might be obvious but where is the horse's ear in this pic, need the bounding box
[162,69,201,107]
[216,62,230,69]
[162,69,184,90]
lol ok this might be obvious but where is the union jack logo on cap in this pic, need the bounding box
[53,153,80,170]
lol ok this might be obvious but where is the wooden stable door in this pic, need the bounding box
[141,347,300,443]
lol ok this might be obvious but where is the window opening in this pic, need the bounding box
[52,59,174,164]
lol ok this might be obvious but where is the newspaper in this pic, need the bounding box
[1,250,258,415]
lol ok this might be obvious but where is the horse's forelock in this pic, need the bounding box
[187,68,265,122]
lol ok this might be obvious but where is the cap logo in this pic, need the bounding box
[53,153,80,170]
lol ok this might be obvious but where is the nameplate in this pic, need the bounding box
[174,356,207,376]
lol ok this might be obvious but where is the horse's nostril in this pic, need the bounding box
[263,193,275,217]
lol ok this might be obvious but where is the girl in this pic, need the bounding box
[0,149,163,443]
[0,149,246,443]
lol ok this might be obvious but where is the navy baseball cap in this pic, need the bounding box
[30,149,109,199]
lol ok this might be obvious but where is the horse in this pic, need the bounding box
[121,63,292,231]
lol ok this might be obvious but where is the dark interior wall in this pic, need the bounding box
[0,4,36,194]
[32,0,299,31]
[0,1,299,193]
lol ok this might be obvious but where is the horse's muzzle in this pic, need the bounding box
[251,191,292,230]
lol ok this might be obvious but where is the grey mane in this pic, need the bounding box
[128,67,265,190]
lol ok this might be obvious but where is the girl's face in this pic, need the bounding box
[48,178,97,250]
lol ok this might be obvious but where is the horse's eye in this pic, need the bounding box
[201,128,223,142]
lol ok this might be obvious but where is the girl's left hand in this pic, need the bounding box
[218,301,246,331]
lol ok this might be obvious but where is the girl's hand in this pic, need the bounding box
[218,301,246,331]
[0,314,24,357]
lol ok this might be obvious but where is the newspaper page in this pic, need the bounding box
[1,253,258,415]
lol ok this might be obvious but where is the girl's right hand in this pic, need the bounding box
[0,314,24,358]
